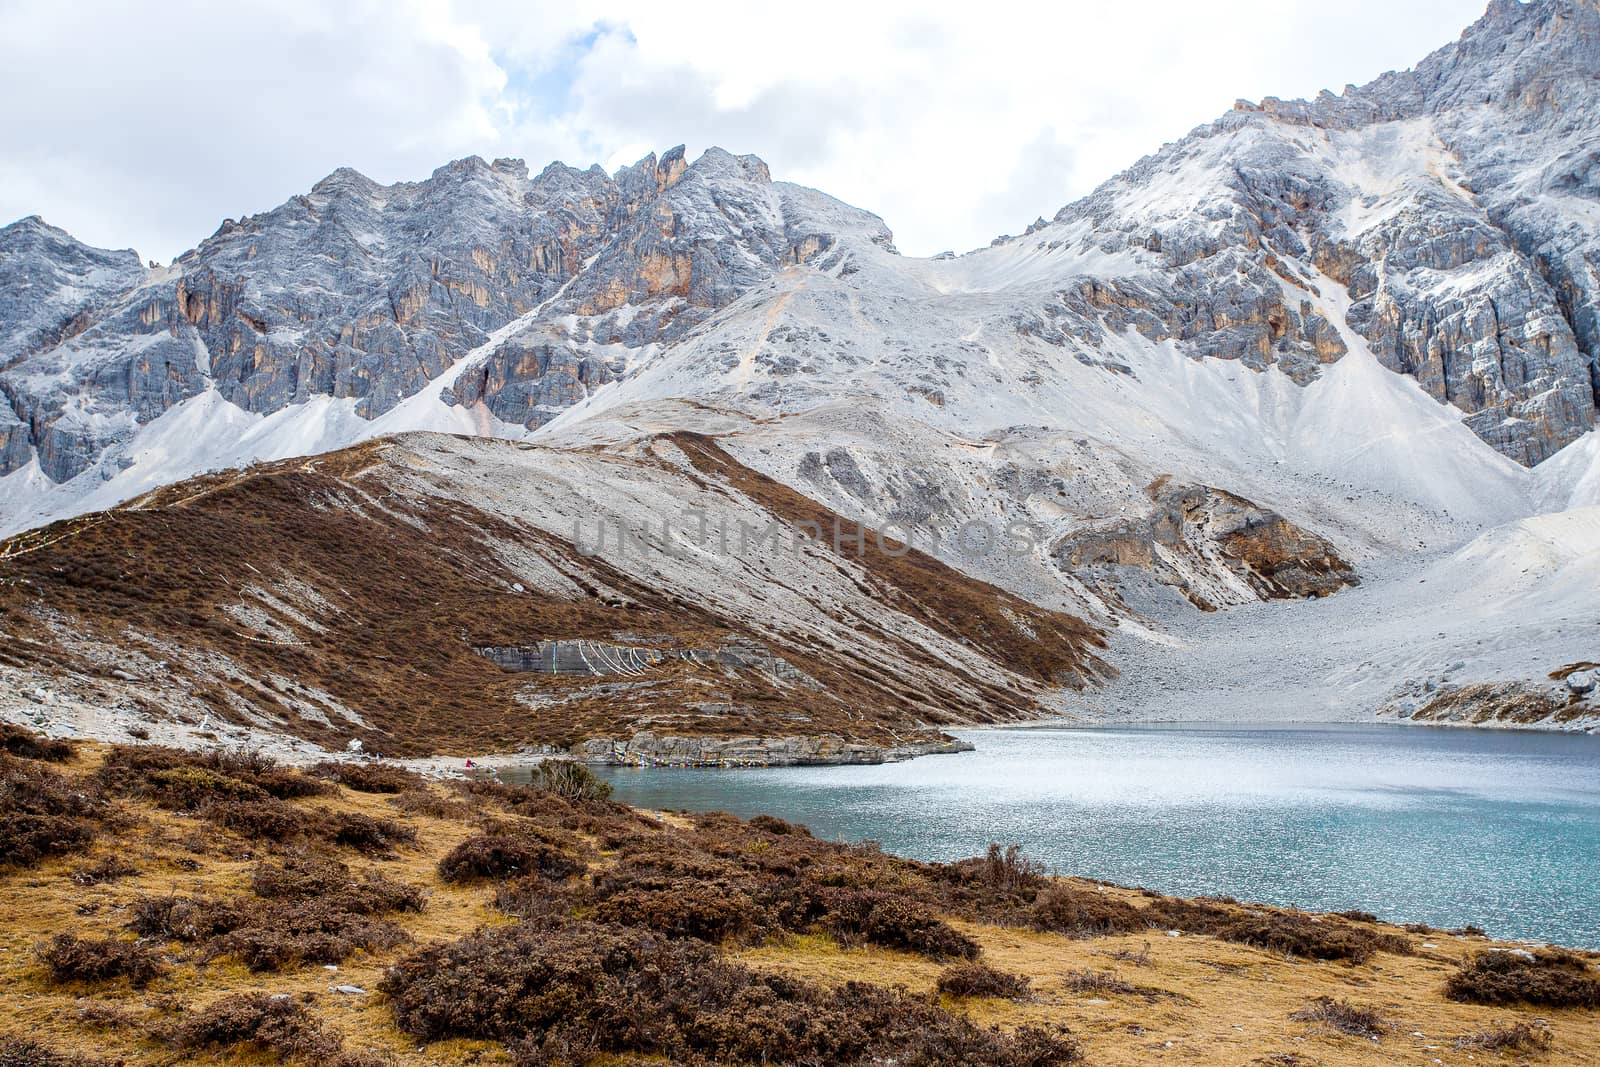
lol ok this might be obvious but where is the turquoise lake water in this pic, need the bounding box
[571,724,1600,948]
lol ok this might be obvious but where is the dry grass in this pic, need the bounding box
[1288,996,1389,1038]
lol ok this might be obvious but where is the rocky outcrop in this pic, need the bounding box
[478,637,813,684]
[1384,679,1598,730]
[0,217,145,369]
[569,732,974,767]
[1038,261,1347,385]
[1053,481,1358,612]
[443,330,621,429]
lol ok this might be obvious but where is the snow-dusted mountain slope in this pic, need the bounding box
[1,0,1598,736]
[0,433,1107,758]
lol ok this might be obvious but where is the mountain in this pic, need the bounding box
[2,0,1598,753]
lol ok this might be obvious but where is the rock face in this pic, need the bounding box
[1386,679,1598,729]
[1031,0,1600,464]
[1052,482,1359,612]
[0,148,891,482]
[478,638,813,684]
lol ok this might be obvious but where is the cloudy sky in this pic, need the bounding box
[0,0,1489,262]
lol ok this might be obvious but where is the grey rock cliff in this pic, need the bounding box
[0,148,892,481]
[1026,0,1600,464]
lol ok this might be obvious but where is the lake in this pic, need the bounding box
[547,724,1600,948]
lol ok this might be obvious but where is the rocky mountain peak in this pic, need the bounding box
[1025,0,1600,465]
[0,2,1595,536]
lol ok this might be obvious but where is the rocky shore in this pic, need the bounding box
[567,732,976,768]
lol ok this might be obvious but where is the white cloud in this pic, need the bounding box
[0,0,1491,261]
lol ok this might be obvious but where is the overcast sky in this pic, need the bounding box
[0,0,1490,262]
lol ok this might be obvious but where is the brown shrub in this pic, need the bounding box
[132,860,418,973]
[0,755,99,868]
[200,795,316,841]
[1444,949,1600,1007]
[379,919,1080,1066]
[37,933,164,987]
[438,833,582,883]
[310,760,423,794]
[493,877,589,923]
[1030,884,1147,938]
[321,811,417,854]
[0,725,74,762]
[1102,941,1154,967]
[1454,1022,1554,1051]
[167,993,343,1063]
[1289,996,1389,1038]
[98,744,327,805]
[981,843,1047,894]
[748,814,811,837]
[251,854,425,914]
[823,889,979,960]
[937,962,1032,999]
[128,895,246,942]
[388,789,469,820]
[70,855,138,885]
[0,1036,106,1066]
[1148,898,1411,962]
[207,898,410,972]
[1061,969,1139,996]
[589,881,763,943]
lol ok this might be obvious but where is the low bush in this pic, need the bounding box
[438,833,582,883]
[132,858,419,972]
[589,881,764,943]
[1147,898,1411,962]
[748,814,811,837]
[1444,949,1600,1007]
[937,962,1032,999]
[0,725,74,763]
[201,796,316,841]
[1289,996,1389,1038]
[166,992,385,1066]
[251,854,425,914]
[1335,910,1379,924]
[1061,969,1138,996]
[145,766,267,808]
[0,755,99,868]
[207,898,410,972]
[823,889,979,960]
[524,759,611,802]
[310,760,423,794]
[37,933,164,988]
[98,745,329,808]
[388,790,469,820]
[1030,884,1147,938]
[71,855,138,885]
[1454,1022,1554,1051]
[322,811,416,854]
[0,1037,105,1066]
[379,919,1080,1066]
[981,843,1047,894]
[128,895,246,942]
[1102,942,1154,967]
